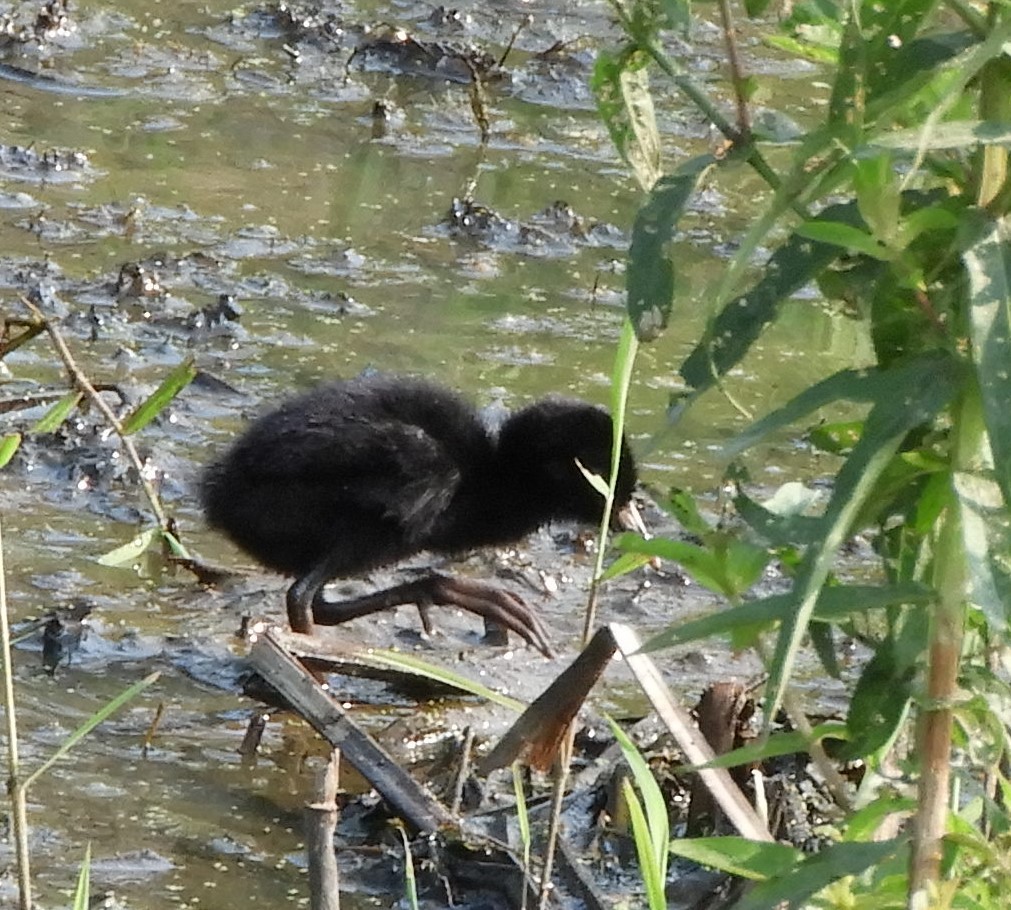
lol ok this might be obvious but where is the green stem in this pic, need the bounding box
[0,520,32,909]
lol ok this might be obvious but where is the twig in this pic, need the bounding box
[0,519,32,909]
[449,727,475,816]
[307,749,341,910]
[536,732,574,910]
[21,298,173,535]
[717,0,751,140]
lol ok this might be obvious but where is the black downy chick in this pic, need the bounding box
[201,374,644,656]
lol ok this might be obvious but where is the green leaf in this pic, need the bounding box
[23,672,160,791]
[808,421,863,455]
[723,365,896,458]
[640,582,935,652]
[867,120,1011,152]
[97,528,160,567]
[794,220,893,260]
[30,391,83,433]
[619,57,661,191]
[365,650,525,711]
[854,152,900,245]
[612,532,768,599]
[679,723,849,773]
[734,483,824,547]
[763,352,962,726]
[0,433,21,468]
[964,216,1011,507]
[627,158,715,340]
[953,461,1011,632]
[609,716,668,908]
[679,200,865,395]
[668,836,802,881]
[731,838,906,910]
[843,640,914,758]
[121,357,197,435]
[72,843,91,910]
[599,550,656,583]
[591,49,661,192]
[663,487,712,537]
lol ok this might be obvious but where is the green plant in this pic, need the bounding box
[608,717,670,910]
[594,0,1011,904]
[71,844,91,910]
[0,519,160,908]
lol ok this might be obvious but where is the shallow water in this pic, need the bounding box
[0,1,866,905]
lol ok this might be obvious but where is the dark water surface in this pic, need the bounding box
[0,0,865,905]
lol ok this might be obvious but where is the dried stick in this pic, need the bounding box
[307,749,341,910]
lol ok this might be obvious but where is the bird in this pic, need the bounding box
[200,373,644,656]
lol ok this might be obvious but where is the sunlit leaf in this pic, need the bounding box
[640,582,934,652]
[30,390,83,433]
[619,57,661,191]
[668,835,801,881]
[72,843,91,910]
[867,120,1011,152]
[121,357,197,435]
[0,433,21,469]
[591,50,661,193]
[679,723,849,773]
[795,220,893,259]
[732,838,907,910]
[808,421,863,455]
[613,532,767,599]
[24,671,160,790]
[609,717,668,910]
[599,550,655,583]
[97,528,159,567]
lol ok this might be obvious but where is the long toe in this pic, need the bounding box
[430,576,555,658]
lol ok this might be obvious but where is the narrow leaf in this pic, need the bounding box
[72,843,91,910]
[794,220,892,260]
[23,672,160,791]
[668,836,801,881]
[0,433,21,468]
[121,357,197,435]
[640,582,934,652]
[365,650,525,711]
[30,390,83,433]
[97,528,160,567]
[764,353,961,725]
[679,723,849,772]
[731,838,906,910]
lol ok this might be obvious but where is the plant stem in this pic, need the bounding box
[0,520,32,909]
[21,300,173,535]
[717,0,751,139]
[909,389,973,899]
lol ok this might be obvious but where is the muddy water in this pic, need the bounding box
[0,1,862,906]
